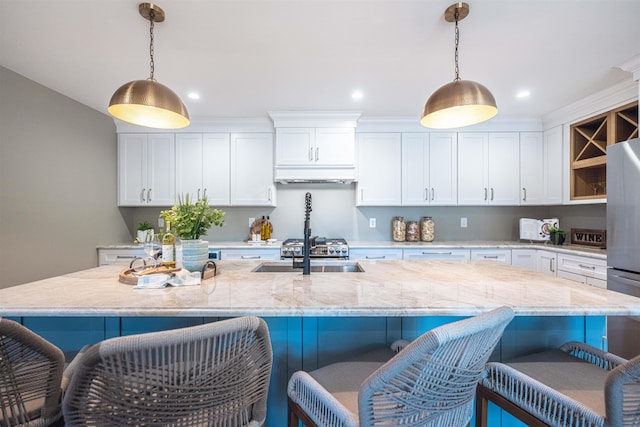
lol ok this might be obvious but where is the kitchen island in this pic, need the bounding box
[2,259,638,426]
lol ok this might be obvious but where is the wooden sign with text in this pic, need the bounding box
[570,228,606,248]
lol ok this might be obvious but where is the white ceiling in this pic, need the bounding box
[1,0,639,124]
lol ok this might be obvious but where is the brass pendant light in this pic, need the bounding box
[108,3,189,129]
[421,2,497,129]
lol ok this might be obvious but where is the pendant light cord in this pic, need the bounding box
[149,10,155,81]
[454,9,460,82]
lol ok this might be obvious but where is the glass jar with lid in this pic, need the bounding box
[392,216,406,242]
[406,220,420,242]
[420,216,435,242]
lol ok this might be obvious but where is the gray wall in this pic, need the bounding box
[0,66,131,289]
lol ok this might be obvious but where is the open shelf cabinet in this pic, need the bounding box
[570,101,638,200]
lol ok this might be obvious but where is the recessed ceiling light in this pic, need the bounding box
[351,91,364,100]
[188,92,200,100]
[516,90,531,99]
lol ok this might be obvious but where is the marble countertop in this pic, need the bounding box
[1,259,633,317]
[98,240,607,260]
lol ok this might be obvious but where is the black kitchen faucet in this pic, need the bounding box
[293,192,312,275]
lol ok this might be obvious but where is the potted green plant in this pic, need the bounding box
[135,221,154,243]
[548,226,566,246]
[160,194,225,271]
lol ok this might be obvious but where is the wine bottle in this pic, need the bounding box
[260,216,267,241]
[263,216,272,240]
[162,221,176,268]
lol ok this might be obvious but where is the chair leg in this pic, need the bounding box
[476,383,549,427]
[475,384,489,427]
[288,396,319,427]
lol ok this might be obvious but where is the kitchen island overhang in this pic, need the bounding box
[0,259,638,318]
[1,259,634,427]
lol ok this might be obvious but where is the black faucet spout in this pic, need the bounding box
[293,192,312,275]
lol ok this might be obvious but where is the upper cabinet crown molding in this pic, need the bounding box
[268,111,361,128]
[114,117,274,134]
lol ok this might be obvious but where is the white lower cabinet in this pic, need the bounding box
[403,249,470,260]
[349,248,403,260]
[536,250,558,276]
[220,248,280,261]
[471,249,511,264]
[511,249,538,270]
[98,248,145,266]
[556,254,607,288]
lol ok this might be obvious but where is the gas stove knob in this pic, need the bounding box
[341,246,348,253]
[294,246,302,254]
[329,247,335,254]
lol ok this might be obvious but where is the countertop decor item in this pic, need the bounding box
[420,2,497,129]
[160,194,224,271]
[108,3,189,129]
[135,220,154,243]
[549,226,566,246]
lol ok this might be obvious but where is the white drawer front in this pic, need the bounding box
[403,249,471,260]
[471,249,512,264]
[98,248,145,266]
[557,254,607,281]
[349,249,403,260]
[220,248,281,260]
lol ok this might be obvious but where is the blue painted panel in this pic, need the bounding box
[262,317,291,427]
[22,317,106,354]
[119,317,203,335]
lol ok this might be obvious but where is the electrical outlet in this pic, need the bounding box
[158,217,165,228]
[460,217,468,228]
[369,218,376,228]
[249,217,255,227]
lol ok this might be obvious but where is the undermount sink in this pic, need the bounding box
[252,261,365,273]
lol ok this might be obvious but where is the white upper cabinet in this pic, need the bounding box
[520,132,544,205]
[118,133,175,206]
[401,132,457,206]
[275,127,355,167]
[230,133,276,206]
[356,133,402,206]
[458,132,520,205]
[175,133,231,206]
[543,126,563,204]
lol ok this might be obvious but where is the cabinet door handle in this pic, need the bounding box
[424,188,428,201]
[484,188,488,201]
[315,147,319,161]
[366,255,386,259]
[241,255,261,259]
[197,188,201,200]
[579,264,596,270]
[267,187,272,202]
[490,188,494,201]
[309,147,314,162]
[431,188,435,201]
[203,188,207,199]
[522,187,527,202]
[141,189,146,202]
[425,251,452,255]
[484,255,499,259]
[147,188,152,202]
[550,258,555,273]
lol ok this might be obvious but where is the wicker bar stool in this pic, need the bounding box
[62,316,273,427]
[477,341,640,427]
[288,306,514,427]
[0,317,65,427]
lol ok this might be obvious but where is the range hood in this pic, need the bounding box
[274,168,356,184]
[270,111,361,184]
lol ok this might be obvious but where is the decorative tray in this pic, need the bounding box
[119,263,217,285]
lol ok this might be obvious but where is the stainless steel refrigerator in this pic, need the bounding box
[607,137,640,359]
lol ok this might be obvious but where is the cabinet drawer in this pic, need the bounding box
[403,249,470,260]
[557,254,607,281]
[349,249,403,260]
[220,248,280,260]
[98,248,145,266]
[471,249,512,264]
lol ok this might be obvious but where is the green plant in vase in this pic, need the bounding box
[548,225,566,246]
[160,194,225,272]
[135,220,154,243]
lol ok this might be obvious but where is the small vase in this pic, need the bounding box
[180,239,209,272]
[550,232,565,246]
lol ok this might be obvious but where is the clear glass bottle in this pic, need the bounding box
[420,216,435,242]
[392,216,406,242]
[406,220,420,242]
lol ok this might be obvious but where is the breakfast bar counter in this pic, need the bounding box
[2,260,637,427]
[0,259,635,317]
